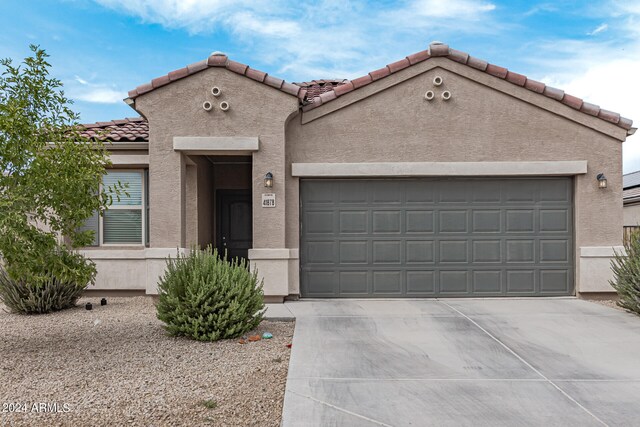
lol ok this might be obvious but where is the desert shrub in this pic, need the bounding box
[0,249,90,314]
[610,230,640,315]
[156,246,265,341]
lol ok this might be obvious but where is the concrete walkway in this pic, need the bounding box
[280,299,640,426]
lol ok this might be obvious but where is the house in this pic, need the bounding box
[79,42,635,301]
[623,170,640,240]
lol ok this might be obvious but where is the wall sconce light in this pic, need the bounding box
[264,172,274,188]
[596,173,607,189]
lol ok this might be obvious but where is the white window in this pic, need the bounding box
[80,169,148,246]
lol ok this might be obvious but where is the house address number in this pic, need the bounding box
[262,193,276,208]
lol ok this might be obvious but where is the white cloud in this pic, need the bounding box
[73,87,126,104]
[587,23,608,35]
[68,75,126,104]
[527,2,640,172]
[408,0,496,18]
[91,0,498,79]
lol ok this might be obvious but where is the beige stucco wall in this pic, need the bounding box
[285,61,625,295]
[131,67,299,297]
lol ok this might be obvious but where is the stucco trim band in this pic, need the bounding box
[291,161,588,177]
[580,246,625,257]
[248,248,299,260]
[109,154,149,166]
[173,136,259,153]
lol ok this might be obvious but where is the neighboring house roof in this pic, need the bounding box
[623,171,640,205]
[623,170,640,189]
[79,117,148,142]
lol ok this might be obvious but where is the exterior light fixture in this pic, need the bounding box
[264,172,274,188]
[597,173,607,189]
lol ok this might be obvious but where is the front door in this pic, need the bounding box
[217,190,252,261]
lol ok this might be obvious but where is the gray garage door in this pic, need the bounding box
[300,178,574,297]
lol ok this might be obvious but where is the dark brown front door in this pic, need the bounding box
[216,190,252,261]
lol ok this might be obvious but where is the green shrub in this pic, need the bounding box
[156,246,265,341]
[0,265,87,315]
[610,230,640,315]
[0,246,92,314]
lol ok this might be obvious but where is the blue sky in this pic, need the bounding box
[1,0,639,170]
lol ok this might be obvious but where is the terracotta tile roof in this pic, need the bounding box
[79,117,148,142]
[300,42,633,132]
[117,43,633,138]
[126,51,306,102]
[294,79,350,104]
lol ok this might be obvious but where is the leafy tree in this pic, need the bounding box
[0,45,119,312]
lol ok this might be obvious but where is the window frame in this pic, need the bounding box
[98,168,147,247]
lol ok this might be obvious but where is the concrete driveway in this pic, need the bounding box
[280,299,640,426]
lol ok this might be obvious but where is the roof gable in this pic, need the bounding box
[126,52,307,104]
[301,42,633,135]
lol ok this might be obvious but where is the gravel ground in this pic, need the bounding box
[0,297,294,427]
[587,299,624,311]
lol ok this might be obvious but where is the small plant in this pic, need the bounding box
[0,248,92,314]
[200,399,218,409]
[610,229,640,315]
[156,246,265,341]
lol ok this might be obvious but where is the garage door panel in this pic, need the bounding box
[406,240,435,263]
[505,181,537,202]
[301,178,573,297]
[440,271,469,293]
[506,270,536,293]
[339,271,368,294]
[373,271,403,293]
[440,240,469,263]
[439,181,470,203]
[406,210,435,233]
[304,271,336,296]
[339,241,368,264]
[373,241,402,264]
[540,270,571,293]
[439,210,468,233]
[339,210,368,233]
[506,210,535,233]
[506,240,535,263]
[472,181,502,203]
[373,211,402,233]
[472,271,502,293]
[406,181,435,203]
[306,241,336,264]
[540,210,569,232]
[473,210,501,233]
[539,179,571,202]
[305,211,335,234]
[407,271,436,294]
[540,240,569,262]
[304,181,335,205]
[339,181,369,203]
[372,181,403,204]
[472,240,501,263]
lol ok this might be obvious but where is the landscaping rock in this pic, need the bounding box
[0,297,294,427]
